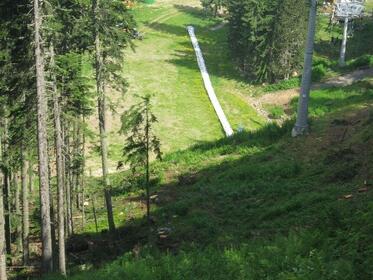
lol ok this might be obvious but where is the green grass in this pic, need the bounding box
[36,2,373,279]
[84,0,265,173]
[39,79,373,280]
[263,104,285,119]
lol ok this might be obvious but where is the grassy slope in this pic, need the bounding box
[41,77,373,280]
[86,0,264,173]
[40,1,373,279]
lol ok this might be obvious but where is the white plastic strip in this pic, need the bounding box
[187,26,234,137]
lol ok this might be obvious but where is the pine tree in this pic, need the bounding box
[119,95,162,224]
[92,0,135,233]
[227,0,308,83]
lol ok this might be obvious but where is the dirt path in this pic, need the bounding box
[255,67,373,121]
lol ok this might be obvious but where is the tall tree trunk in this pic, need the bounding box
[14,172,22,254]
[34,0,53,272]
[81,118,86,230]
[73,120,81,211]
[145,108,150,224]
[21,150,29,265]
[65,132,73,236]
[0,135,8,279]
[1,116,11,257]
[51,44,66,275]
[47,156,57,269]
[28,163,33,194]
[91,195,98,233]
[93,0,115,233]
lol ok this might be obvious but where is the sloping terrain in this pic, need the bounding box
[86,0,264,174]
[37,77,373,280]
[37,1,373,280]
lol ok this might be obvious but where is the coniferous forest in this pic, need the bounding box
[0,0,373,279]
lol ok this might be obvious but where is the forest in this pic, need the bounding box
[0,0,372,279]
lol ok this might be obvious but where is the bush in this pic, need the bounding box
[263,78,301,92]
[263,104,285,119]
[348,54,373,68]
[312,64,327,82]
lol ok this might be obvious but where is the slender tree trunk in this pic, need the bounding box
[145,108,150,224]
[65,131,73,236]
[81,119,86,230]
[14,172,23,254]
[93,0,115,233]
[28,163,33,194]
[51,45,66,275]
[34,0,53,272]
[48,162,58,272]
[4,170,11,259]
[1,116,11,257]
[91,195,98,233]
[61,126,68,238]
[0,135,7,279]
[73,120,81,211]
[21,150,29,265]
[65,133,73,236]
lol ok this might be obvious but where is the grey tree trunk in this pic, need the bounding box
[91,195,98,233]
[1,116,11,256]
[93,0,115,233]
[65,133,73,236]
[339,17,348,67]
[34,0,53,272]
[21,150,29,265]
[14,172,22,254]
[81,119,86,230]
[0,136,7,279]
[292,0,318,137]
[28,163,33,194]
[145,108,150,224]
[51,45,66,275]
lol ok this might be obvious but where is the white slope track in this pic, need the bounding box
[187,26,234,137]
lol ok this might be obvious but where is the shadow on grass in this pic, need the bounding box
[46,83,373,280]
[143,5,249,85]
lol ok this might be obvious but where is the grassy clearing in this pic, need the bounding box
[85,0,265,174]
[39,78,373,279]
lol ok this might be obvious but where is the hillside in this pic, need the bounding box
[3,0,373,279]
[36,1,373,279]
[85,0,265,174]
[35,74,372,280]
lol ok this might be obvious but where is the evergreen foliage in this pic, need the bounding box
[227,0,308,83]
[119,95,162,224]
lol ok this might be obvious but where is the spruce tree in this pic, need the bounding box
[119,95,162,225]
[92,0,135,233]
[227,0,308,83]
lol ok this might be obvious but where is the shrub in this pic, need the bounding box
[312,64,327,82]
[348,54,373,68]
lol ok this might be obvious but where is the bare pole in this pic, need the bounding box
[339,17,349,66]
[292,0,318,137]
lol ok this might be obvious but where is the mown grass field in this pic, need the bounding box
[85,0,265,174]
